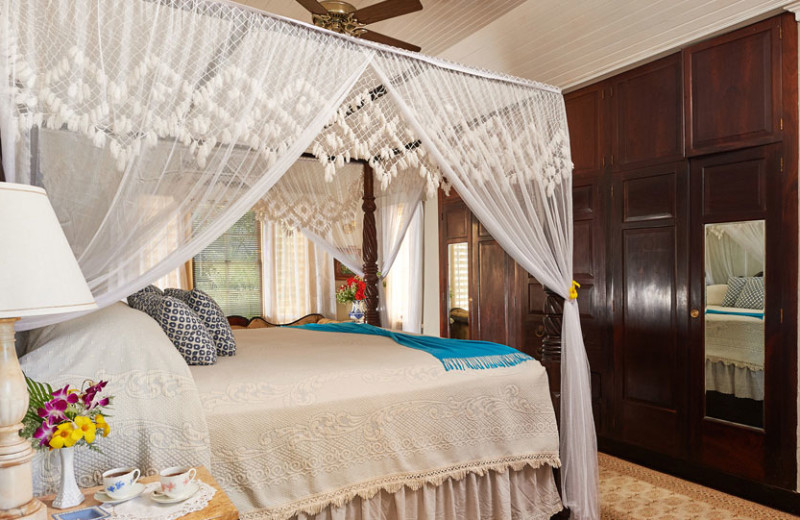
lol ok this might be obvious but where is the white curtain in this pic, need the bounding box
[705,221,765,284]
[1,0,596,516]
[260,220,335,323]
[259,157,425,327]
[371,53,598,518]
[385,203,423,332]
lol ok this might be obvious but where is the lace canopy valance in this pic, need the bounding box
[0,0,596,517]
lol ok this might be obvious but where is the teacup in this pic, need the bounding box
[102,467,141,499]
[159,466,197,498]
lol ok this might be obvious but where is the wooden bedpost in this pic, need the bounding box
[541,288,564,423]
[362,164,381,326]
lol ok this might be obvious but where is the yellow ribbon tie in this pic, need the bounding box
[569,280,580,300]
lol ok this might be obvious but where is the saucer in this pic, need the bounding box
[150,482,200,504]
[94,483,146,504]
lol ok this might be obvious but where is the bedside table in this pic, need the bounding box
[38,466,238,520]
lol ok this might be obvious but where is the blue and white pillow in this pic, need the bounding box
[128,292,216,365]
[722,277,748,307]
[734,277,765,310]
[126,285,163,308]
[165,288,236,356]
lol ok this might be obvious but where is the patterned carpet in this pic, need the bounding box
[599,453,799,519]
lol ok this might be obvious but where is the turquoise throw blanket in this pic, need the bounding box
[296,322,532,371]
[706,308,764,319]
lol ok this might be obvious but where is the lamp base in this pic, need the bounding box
[0,498,46,520]
[0,318,44,520]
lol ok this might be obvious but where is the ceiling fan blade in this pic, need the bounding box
[295,0,328,15]
[353,0,423,25]
[359,30,421,52]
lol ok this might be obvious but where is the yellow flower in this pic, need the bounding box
[95,414,110,437]
[74,416,96,444]
[49,423,79,449]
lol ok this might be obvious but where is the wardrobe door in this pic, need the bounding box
[611,53,684,170]
[611,163,690,456]
[685,17,783,155]
[688,144,794,487]
[565,83,606,175]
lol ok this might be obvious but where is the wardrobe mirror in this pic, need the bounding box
[447,242,470,339]
[704,220,765,428]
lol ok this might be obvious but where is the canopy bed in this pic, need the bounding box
[0,0,598,518]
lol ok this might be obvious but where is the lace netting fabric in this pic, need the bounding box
[0,0,597,517]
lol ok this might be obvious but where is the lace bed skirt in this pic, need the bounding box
[705,358,764,400]
[241,465,562,520]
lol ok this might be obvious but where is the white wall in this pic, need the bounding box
[421,199,440,336]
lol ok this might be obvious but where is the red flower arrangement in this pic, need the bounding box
[336,276,366,303]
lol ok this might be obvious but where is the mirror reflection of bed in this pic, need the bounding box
[704,221,765,429]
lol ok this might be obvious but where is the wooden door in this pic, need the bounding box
[438,189,522,348]
[685,17,784,155]
[688,144,795,487]
[610,163,690,456]
[438,194,471,339]
[472,220,520,349]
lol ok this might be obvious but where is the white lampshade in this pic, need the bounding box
[0,182,96,318]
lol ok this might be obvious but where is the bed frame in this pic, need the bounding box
[299,153,382,327]
[227,313,337,328]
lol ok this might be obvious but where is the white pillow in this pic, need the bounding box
[19,302,211,495]
[706,284,727,306]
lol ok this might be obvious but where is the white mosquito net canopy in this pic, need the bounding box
[0,0,598,517]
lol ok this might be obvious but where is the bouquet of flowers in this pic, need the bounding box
[336,276,366,303]
[22,377,112,451]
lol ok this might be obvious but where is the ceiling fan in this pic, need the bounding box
[296,0,423,52]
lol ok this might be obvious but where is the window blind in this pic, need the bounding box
[193,211,262,318]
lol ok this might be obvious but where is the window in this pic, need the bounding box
[193,211,262,317]
[261,221,334,323]
[448,242,469,311]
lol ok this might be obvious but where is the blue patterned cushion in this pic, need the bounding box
[128,293,216,365]
[734,277,765,310]
[126,285,163,308]
[165,288,236,356]
[721,277,747,307]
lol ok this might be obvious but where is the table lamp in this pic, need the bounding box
[0,182,96,520]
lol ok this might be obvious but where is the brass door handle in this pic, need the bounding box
[690,309,700,319]
[534,324,545,338]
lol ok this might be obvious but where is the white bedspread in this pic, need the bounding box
[190,327,560,520]
[19,303,212,494]
[704,306,764,370]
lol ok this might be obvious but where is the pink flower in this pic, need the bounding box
[82,381,110,410]
[33,423,57,447]
[37,397,68,427]
[52,385,79,404]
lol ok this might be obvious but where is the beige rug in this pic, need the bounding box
[599,453,799,519]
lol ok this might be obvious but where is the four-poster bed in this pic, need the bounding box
[0,0,598,518]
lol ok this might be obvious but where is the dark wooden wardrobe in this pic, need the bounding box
[563,14,799,506]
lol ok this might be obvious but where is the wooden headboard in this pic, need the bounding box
[227,313,344,329]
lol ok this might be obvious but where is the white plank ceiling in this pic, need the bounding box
[234,0,799,90]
